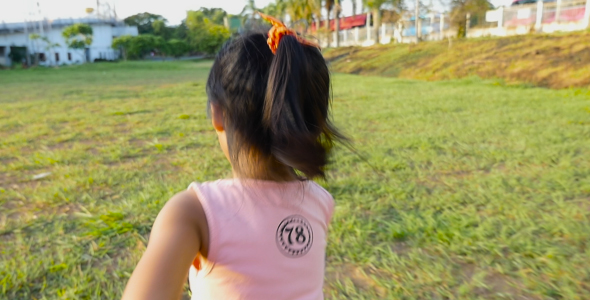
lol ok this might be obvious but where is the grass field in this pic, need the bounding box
[1,61,590,299]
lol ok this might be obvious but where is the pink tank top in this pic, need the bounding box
[187,179,335,300]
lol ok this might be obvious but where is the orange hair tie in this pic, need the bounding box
[258,12,321,54]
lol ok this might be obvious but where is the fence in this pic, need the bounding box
[322,13,465,46]
[397,14,454,42]
[323,0,589,47]
[324,14,454,47]
[469,0,589,37]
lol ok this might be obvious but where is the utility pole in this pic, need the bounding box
[439,13,444,40]
[47,17,54,66]
[367,12,371,42]
[24,19,31,66]
[37,2,44,37]
[37,2,44,65]
[415,0,420,42]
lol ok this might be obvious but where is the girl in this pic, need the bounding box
[122,13,344,300]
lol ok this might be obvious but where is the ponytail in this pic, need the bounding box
[264,35,340,178]
[206,31,344,180]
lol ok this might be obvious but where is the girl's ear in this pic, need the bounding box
[210,103,224,132]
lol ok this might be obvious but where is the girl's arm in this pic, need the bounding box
[122,190,206,300]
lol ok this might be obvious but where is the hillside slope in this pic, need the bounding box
[324,31,590,89]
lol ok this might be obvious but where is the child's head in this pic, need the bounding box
[206,28,343,180]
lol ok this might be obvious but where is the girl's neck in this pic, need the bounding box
[232,157,299,182]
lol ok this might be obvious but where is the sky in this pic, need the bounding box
[2,0,269,25]
[1,0,508,26]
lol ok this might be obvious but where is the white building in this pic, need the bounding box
[0,18,138,66]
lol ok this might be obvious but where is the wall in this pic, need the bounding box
[88,25,118,62]
[112,26,138,37]
[0,20,135,66]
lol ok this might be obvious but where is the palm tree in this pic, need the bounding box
[334,0,341,47]
[241,0,258,25]
[284,0,314,30]
[363,0,403,44]
[309,0,324,43]
[363,0,385,44]
[268,0,332,45]
[324,0,334,47]
[450,0,492,37]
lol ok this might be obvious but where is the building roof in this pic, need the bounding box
[0,17,126,35]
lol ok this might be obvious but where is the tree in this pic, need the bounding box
[152,19,174,40]
[186,8,227,31]
[124,13,167,35]
[172,21,188,40]
[334,0,342,47]
[261,2,281,18]
[189,8,226,26]
[30,34,61,65]
[324,0,334,47]
[186,9,231,55]
[113,35,187,60]
[62,24,93,63]
[449,0,492,37]
[153,36,168,56]
[266,0,322,42]
[261,1,289,22]
[363,0,404,44]
[282,0,314,30]
[166,39,190,58]
[192,19,231,55]
[241,0,258,24]
[61,24,93,63]
[111,35,166,59]
[112,35,133,60]
[310,0,324,43]
[129,35,161,59]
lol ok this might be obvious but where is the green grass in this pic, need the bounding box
[1,61,590,299]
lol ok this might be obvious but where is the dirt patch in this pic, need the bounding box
[0,172,14,188]
[45,142,72,151]
[0,170,54,191]
[1,200,82,226]
[389,241,410,256]
[453,262,541,299]
[325,262,387,296]
[416,163,511,189]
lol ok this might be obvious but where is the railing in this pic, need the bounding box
[501,0,587,26]
[475,0,590,36]
[321,0,588,47]
[327,14,454,47]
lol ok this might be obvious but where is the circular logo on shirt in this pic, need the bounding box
[276,215,313,258]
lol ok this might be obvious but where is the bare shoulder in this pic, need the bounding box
[161,189,207,229]
[158,189,209,255]
[165,190,202,214]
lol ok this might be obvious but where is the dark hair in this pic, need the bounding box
[206,30,344,179]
